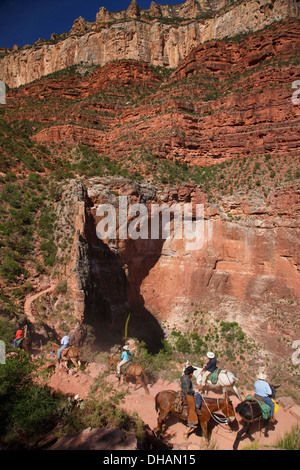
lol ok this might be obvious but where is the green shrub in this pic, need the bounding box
[275,425,300,450]
[0,352,63,443]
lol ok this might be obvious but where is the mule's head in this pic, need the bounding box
[224,392,236,422]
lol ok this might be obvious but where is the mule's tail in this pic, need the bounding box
[155,392,160,412]
[143,371,148,385]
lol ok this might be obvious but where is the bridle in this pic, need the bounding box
[202,395,234,426]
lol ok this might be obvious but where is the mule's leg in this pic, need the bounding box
[202,420,209,442]
[233,385,242,401]
[233,422,250,450]
[141,375,149,395]
[183,425,196,440]
[263,419,270,438]
[233,425,245,450]
[155,410,169,436]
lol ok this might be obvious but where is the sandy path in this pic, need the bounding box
[24,284,56,323]
[45,362,299,451]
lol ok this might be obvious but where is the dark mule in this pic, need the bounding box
[19,337,31,353]
[233,385,279,450]
[155,390,236,441]
[108,354,149,395]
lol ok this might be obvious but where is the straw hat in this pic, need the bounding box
[207,352,215,358]
[257,371,267,380]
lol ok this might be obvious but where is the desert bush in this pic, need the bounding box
[0,352,63,445]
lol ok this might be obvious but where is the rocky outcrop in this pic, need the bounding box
[0,0,299,88]
[50,427,137,450]
[80,176,300,358]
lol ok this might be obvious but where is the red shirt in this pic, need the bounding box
[15,329,23,339]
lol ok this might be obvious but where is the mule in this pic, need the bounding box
[51,343,81,369]
[184,361,241,400]
[155,390,236,441]
[233,385,279,450]
[18,337,31,354]
[108,354,149,395]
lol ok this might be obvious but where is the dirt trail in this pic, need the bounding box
[45,361,300,451]
[24,284,56,323]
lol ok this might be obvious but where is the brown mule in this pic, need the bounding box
[108,354,149,395]
[51,343,81,369]
[155,390,236,441]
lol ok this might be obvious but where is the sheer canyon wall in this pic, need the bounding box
[0,0,299,88]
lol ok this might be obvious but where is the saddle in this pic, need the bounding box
[173,392,186,414]
[173,392,202,415]
[120,361,132,375]
[61,346,71,356]
[245,394,271,420]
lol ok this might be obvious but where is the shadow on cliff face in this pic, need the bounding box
[84,210,165,354]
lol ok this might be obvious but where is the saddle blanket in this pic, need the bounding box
[245,394,271,420]
[209,368,220,384]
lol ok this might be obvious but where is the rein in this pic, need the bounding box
[201,396,231,428]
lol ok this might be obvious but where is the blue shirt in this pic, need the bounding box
[122,350,132,361]
[61,335,70,346]
[205,357,217,373]
[254,379,272,397]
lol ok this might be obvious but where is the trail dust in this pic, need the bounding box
[45,360,300,451]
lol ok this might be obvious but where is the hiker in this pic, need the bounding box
[200,351,217,389]
[57,333,70,359]
[14,326,23,347]
[180,365,200,429]
[254,371,275,422]
[117,345,133,378]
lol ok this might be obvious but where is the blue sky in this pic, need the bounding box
[0,0,183,48]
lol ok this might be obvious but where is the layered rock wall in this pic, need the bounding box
[1,0,299,88]
[81,177,300,355]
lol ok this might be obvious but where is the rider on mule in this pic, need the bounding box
[254,371,276,422]
[13,326,24,347]
[116,345,133,378]
[181,365,202,430]
[57,333,70,359]
[200,351,217,390]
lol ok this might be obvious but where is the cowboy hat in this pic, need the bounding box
[184,365,196,375]
[207,351,215,358]
[257,371,267,380]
